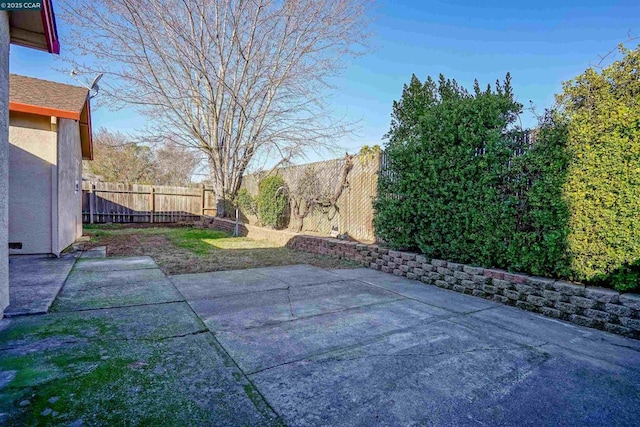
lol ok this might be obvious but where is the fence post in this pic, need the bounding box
[89,183,95,224]
[149,187,155,223]
[201,184,206,217]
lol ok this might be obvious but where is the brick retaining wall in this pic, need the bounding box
[287,235,640,339]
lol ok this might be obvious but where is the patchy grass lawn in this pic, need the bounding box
[83,224,358,275]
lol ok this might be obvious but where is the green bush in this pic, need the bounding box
[374,73,571,277]
[235,188,256,216]
[257,175,288,228]
[557,45,640,287]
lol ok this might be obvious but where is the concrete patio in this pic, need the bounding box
[5,254,78,317]
[0,257,639,425]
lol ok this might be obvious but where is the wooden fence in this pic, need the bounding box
[82,153,381,241]
[82,181,217,224]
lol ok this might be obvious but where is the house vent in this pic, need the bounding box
[8,242,23,250]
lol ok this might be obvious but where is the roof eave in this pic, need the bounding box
[9,0,60,54]
[9,98,94,161]
[9,101,80,120]
[80,99,93,160]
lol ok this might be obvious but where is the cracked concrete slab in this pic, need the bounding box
[189,288,295,331]
[0,257,281,426]
[0,331,280,426]
[251,264,344,286]
[4,260,639,425]
[0,302,205,349]
[189,279,402,332]
[5,255,77,316]
[171,265,348,301]
[176,264,640,426]
[251,316,640,426]
[453,304,640,371]
[53,267,184,312]
[216,299,451,373]
[289,280,402,318]
[249,319,553,426]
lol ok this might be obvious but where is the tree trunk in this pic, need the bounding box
[211,179,227,218]
[216,197,227,218]
[293,199,310,232]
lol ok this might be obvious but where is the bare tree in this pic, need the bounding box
[60,0,372,215]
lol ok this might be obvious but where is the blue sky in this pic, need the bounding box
[9,0,640,161]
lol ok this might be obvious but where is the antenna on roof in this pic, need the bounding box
[68,69,103,99]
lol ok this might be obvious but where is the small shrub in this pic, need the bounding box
[235,188,257,216]
[588,259,640,293]
[257,175,288,228]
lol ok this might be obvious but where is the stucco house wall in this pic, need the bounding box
[8,113,85,255]
[8,73,92,258]
[0,11,10,316]
[57,118,83,251]
[8,112,57,254]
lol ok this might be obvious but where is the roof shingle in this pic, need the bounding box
[10,74,88,114]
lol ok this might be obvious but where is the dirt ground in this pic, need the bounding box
[83,225,359,275]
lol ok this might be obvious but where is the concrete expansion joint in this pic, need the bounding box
[0,330,210,352]
[458,305,501,317]
[605,340,640,352]
[73,281,154,291]
[55,298,186,313]
[99,329,210,343]
[236,297,406,332]
[170,276,351,303]
[73,266,160,273]
[354,278,459,313]
[286,285,295,318]
[333,343,551,363]
[171,280,287,425]
[450,316,640,371]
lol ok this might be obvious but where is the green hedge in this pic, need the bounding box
[375,73,571,278]
[257,175,288,228]
[376,47,640,292]
[558,46,640,287]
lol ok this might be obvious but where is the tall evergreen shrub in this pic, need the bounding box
[374,74,571,277]
[557,45,640,285]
